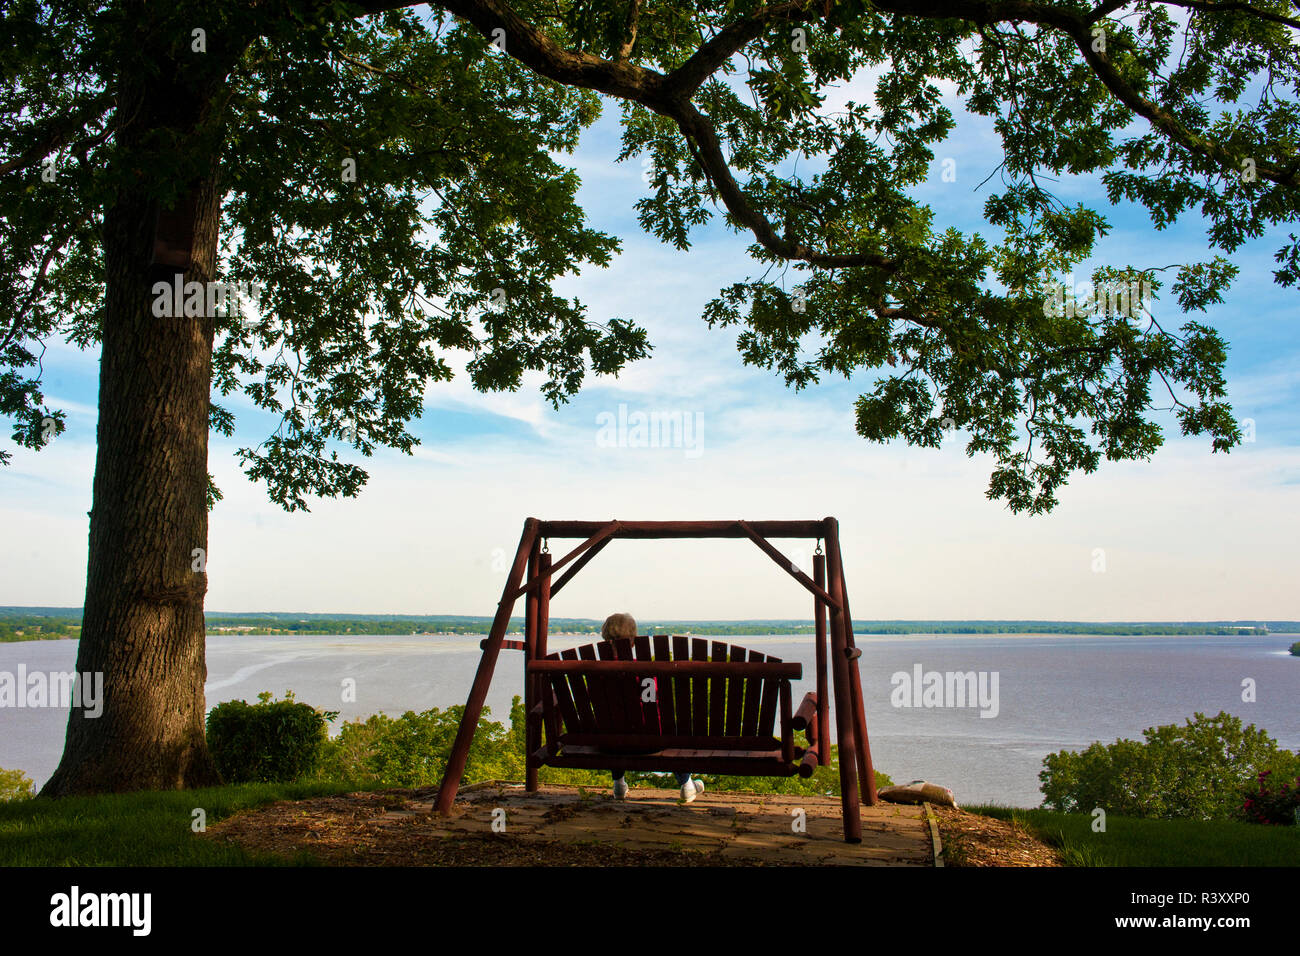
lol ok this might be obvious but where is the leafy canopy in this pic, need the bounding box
[4,0,1298,511]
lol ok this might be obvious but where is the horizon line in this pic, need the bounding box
[2,607,1292,626]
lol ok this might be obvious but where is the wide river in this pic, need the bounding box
[2,633,1296,807]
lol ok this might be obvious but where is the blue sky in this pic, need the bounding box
[3,49,1299,623]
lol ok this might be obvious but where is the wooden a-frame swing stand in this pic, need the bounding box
[434,518,879,842]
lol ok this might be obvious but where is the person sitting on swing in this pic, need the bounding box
[599,612,704,804]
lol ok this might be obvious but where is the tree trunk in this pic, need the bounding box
[41,54,233,795]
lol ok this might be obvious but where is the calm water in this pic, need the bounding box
[2,633,1296,807]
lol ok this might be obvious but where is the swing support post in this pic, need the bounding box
[434,518,538,814]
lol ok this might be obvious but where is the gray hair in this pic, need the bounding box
[600,613,637,641]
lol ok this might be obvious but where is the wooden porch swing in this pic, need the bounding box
[434,518,879,842]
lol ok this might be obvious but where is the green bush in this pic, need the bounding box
[1290,642,1299,657]
[206,691,336,783]
[0,767,34,802]
[309,664,898,796]
[311,695,891,797]
[317,699,525,787]
[1039,711,1300,821]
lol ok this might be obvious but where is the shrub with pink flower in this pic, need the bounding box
[1240,770,1300,825]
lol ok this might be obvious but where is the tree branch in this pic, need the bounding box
[866,0,1300,187]
[674,101,898,269]
[355,0,901,270]
[668,1,820,95]
[1066,17,1299,187]
[0,224,81,355]
[1090,0,1300,30]
[0,92,116,177]
[346,0,1298,275]
[617,0,642,60]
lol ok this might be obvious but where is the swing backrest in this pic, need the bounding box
[536,635,798,744]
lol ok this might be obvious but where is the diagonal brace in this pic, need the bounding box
[506,520,622,602]
[737,520,840,611]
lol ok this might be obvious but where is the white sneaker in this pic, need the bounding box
[680,778,703,803]
[613,778,629,800]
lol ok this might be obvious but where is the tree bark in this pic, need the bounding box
[41,52,232,795]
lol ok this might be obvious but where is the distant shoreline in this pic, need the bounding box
[2,607,1291,642]
[206,628,1297,639]
[6,629,1295,643]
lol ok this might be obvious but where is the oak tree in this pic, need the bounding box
[2,0,1293,794]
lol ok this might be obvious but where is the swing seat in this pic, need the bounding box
[527,636,817,778]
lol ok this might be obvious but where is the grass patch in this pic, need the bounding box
[0,781,375,866]
[965,804,1300,866]
[939,834,971,866]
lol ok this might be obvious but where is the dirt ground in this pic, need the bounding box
[929,804,1063,866]
[203,782,1060,867]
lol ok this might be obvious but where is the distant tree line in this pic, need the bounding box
[0,616,81,642]
[0,608,1281,641]
[202,617,1275,637]
[851,622,1274,636]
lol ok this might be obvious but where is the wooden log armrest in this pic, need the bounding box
[792,691,817,729]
